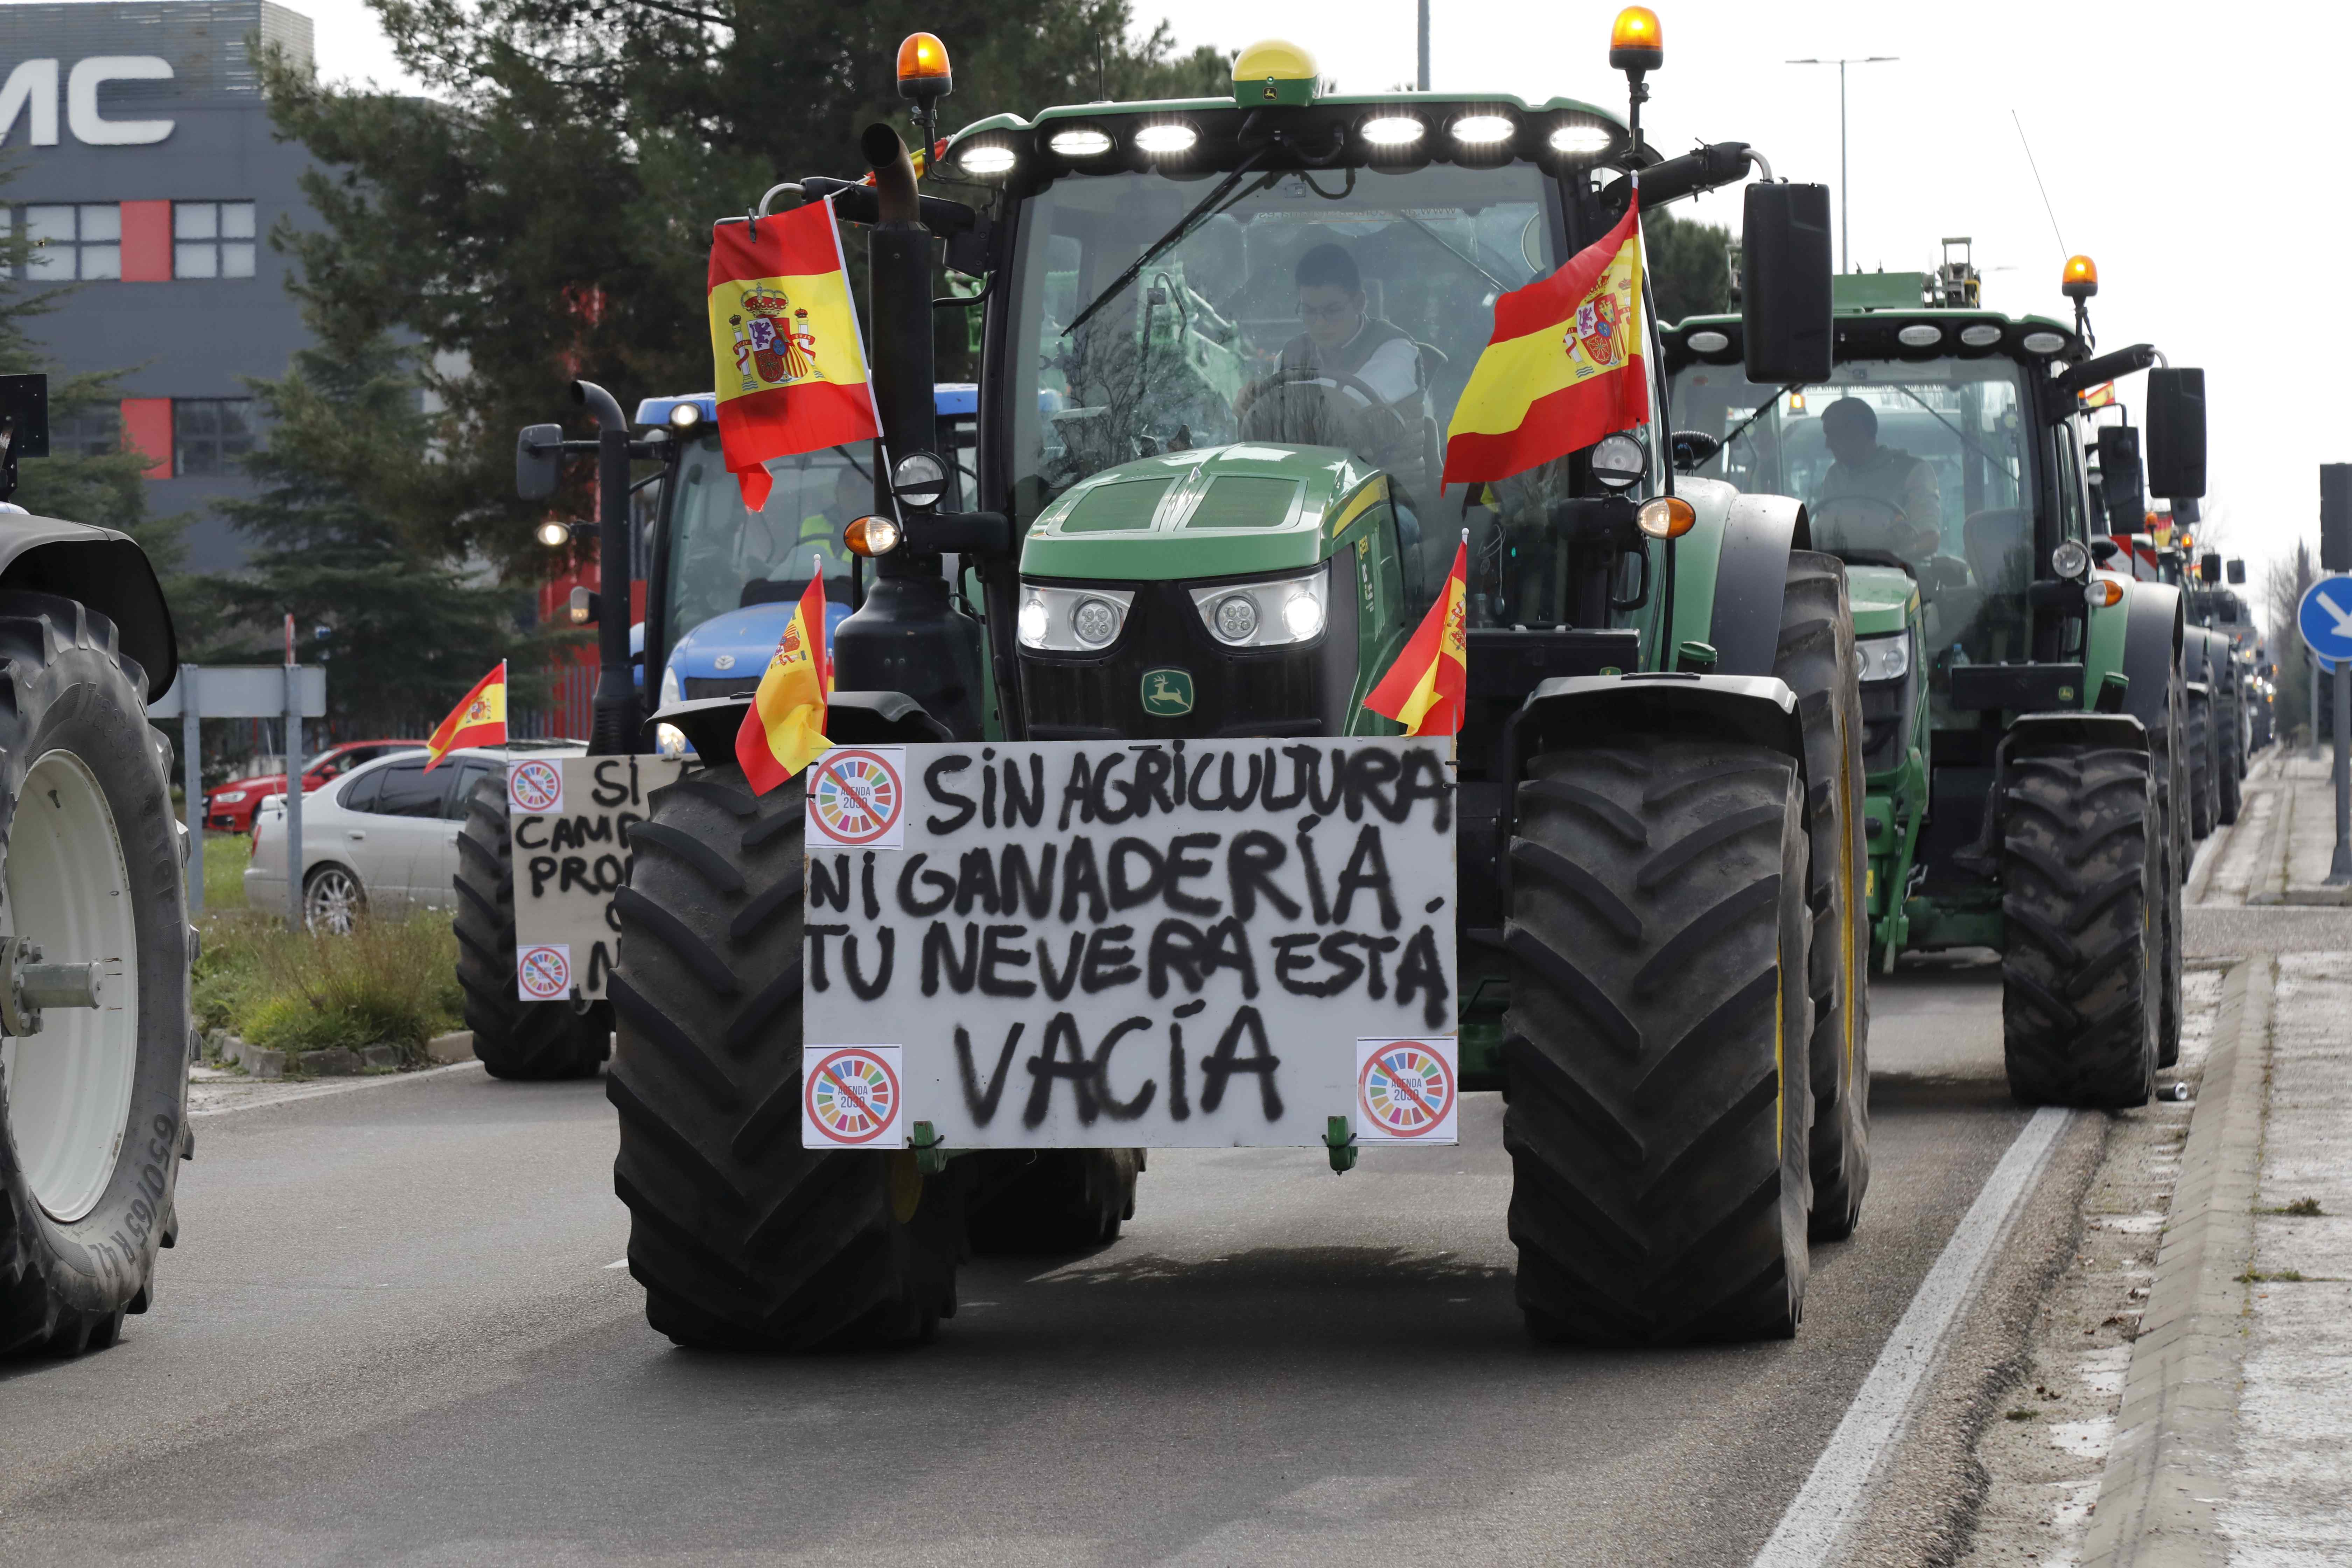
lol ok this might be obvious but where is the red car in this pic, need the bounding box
[203,740,428,833]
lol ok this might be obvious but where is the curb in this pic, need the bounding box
[188,1059,488,1119]
[2079,957,2273,1568]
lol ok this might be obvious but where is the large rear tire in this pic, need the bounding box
[2155,815,2183,1071]
[1503,737,1813,1345]
[2215,693,2243,826]
[453,771,609,1080]
[608,766,961,1350]
[0,593,191,1358]
[1776,552,1870,1242]
[1999,745,2157,1107]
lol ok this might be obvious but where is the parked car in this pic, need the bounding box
[246,746,511,932]
[204,738,427,833]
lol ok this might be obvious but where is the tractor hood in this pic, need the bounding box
[661,598,852,699]
[1020,442,1381,582]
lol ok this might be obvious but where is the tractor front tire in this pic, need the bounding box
[2216,706,2243,826]
[607,767,961,1350]
[453,771,609,1080]
[967,1150,1142,1254]
[1999,745,2157,1108]
[1503,737,1813,1345]
[1776,552,1871,1242]
[0,593,191,1358]
[2184,687,2216,840]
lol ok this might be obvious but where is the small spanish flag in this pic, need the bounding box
[735,576,832,793]
[1443,191,1645,488]
[424,660,506,771]
[708,196,880,513]
[1364,537,1468,736]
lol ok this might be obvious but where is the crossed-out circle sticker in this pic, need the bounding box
[805,747,907,849]
[1355,1037,1460,1143]
[507,758,564,816]
[516,943,571,1002]
[802,1045,906,1148]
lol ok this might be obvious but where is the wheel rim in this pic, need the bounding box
[305,869,360,934]
[0,750,140,1224]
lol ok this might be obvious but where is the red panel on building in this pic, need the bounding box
[120,202,172,282]
[120,398,172,479]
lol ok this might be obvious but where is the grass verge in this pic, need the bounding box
[196,912,461,1058]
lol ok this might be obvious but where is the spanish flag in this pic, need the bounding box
[708,196,880,513]
[424,660,506,771]
[1442,192,1645,488]
[1364,537,1468,736]
[735,576,832,793]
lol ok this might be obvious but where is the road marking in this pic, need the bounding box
[1751,1105,2074,1568]
[189,1060,489,1119]
[604,1258,628,1270]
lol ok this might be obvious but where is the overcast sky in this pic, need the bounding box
[303,0,2341,640]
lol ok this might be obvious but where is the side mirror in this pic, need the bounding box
[1670,430,1721,471]
[2199,552,2222,584]
[2144,366,2206,498]
[517,423,562,500]
[2095,426,2145,535]
[1740,182,1833,385]
[2227,558,2247,584]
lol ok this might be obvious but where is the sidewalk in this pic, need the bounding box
[2081,749,2352,1567]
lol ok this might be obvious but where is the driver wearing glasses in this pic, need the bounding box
[1814,397,1942,559]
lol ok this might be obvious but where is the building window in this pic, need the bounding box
[50,407,123,458]
[173,202,256,279]
[2,204,122,280]
[173,398,255,476]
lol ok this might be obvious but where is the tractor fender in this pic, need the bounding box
[1708,492,1812,677]
[0,512,177,700]
[1949,710,2152,875]
[2116,581,2185,734]
[2179,625,2212,684]
[1501,672,1810,867]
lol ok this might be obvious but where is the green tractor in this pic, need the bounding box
[1664,240,2205,1107]
[621,18,1874,1350]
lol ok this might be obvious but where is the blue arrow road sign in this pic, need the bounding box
[2301,576,2352,669]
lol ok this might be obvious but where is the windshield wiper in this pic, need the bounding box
[1393,209,1512,295]
[1891,383,2019,484]
[1062,149,1273,340]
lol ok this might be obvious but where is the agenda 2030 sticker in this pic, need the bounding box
[1355,1037,1459,1144]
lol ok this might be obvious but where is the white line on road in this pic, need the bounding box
[189,1060,489,1119]
[604,1259,629,1270]
[1751,1105,2074,1568]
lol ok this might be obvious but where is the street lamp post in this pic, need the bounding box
[1417,0,1430,90]
[1785,54,1897,273]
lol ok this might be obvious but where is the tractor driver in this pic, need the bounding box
[1234,242,1438,584]
[1813,397,1943,559]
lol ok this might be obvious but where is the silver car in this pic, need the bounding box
[246,747,509,931]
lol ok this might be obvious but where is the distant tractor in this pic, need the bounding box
[0,374,194,1357]
[1665,240,2205,1106]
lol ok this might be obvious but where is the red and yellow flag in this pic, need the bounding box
[708,196,880,513]
[424,660,506,771]
[1364,538,1468,736]
[735,576,833,794]
[1442,193,1645,489]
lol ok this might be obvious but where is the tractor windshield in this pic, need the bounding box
[663,437,868,645]
[1004,162,1591,605]
[1668,353,2043,662]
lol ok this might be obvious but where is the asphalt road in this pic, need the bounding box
[1,964,2053,1566]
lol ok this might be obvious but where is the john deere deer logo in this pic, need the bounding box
[1140,668,1194,716]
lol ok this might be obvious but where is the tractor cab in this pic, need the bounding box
[933,37,1810,750]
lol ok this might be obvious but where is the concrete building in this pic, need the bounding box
[0,0,318,570]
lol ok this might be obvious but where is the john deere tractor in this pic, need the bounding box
[619,16,1872,1351]
[1665,240,2204,1106]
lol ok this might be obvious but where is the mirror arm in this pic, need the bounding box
[2056,342,2158,401]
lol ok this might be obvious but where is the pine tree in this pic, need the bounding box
[204,320,530,734]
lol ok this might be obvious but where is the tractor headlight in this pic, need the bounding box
[1190,570,1328,649]
[1857,633,1911,684]
[1134,123,1197,154]
[655,723,690,760]
[660,662,682,709]
[2050,539,2092,580]
[957,143,1018,177]
[1018,584,1134,652]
